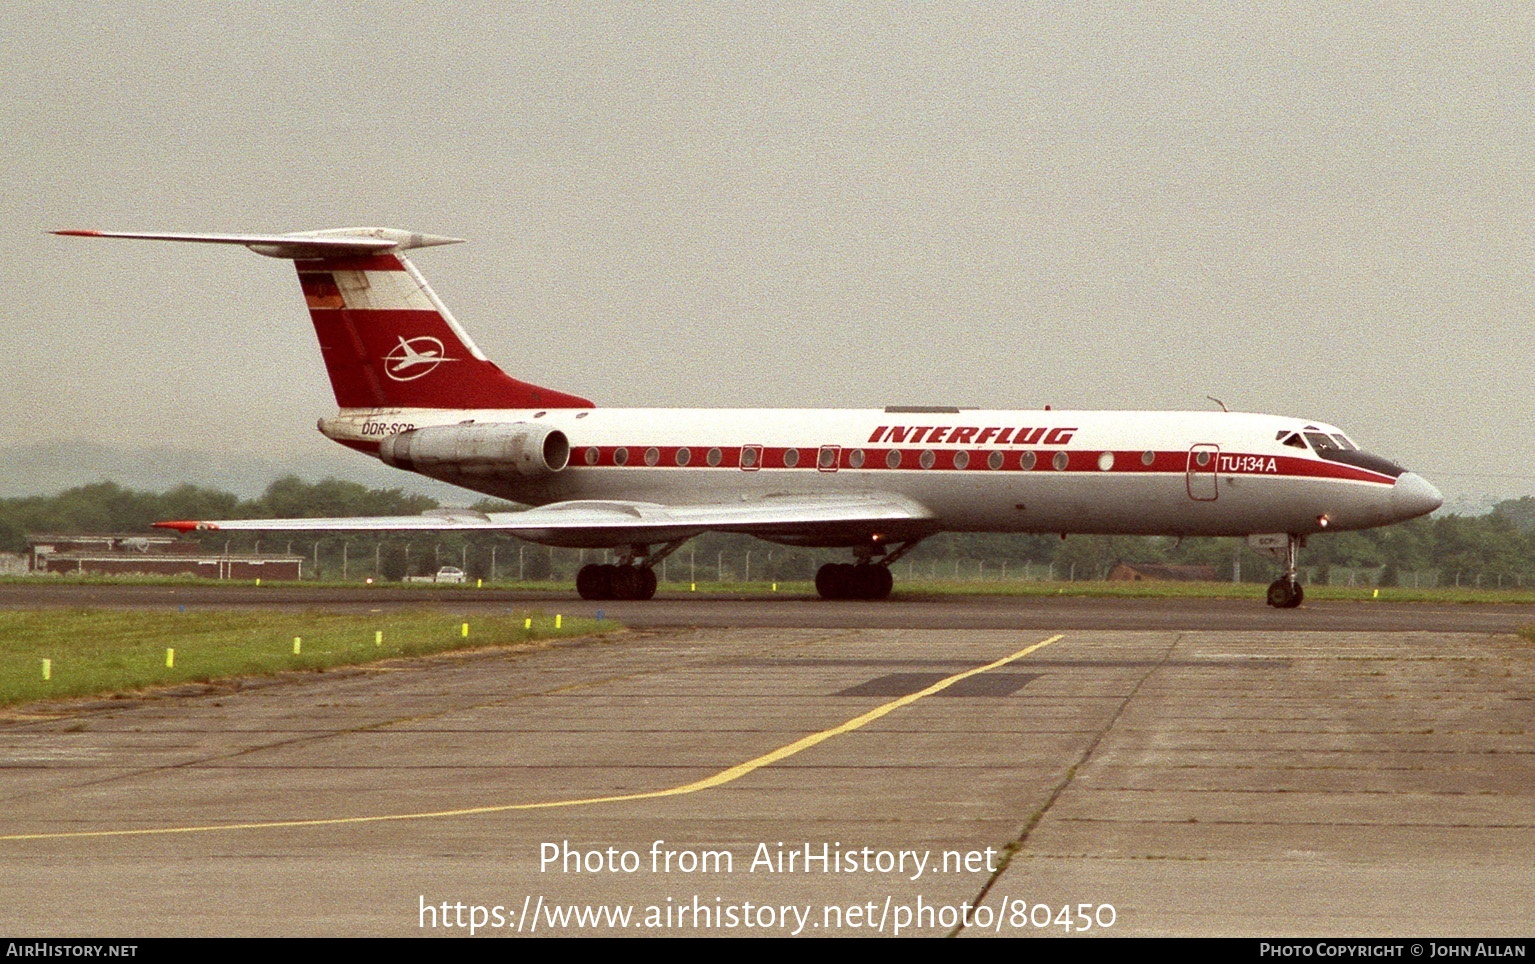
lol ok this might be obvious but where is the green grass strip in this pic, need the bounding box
[0,609,605,708]
[11,572,1535,604]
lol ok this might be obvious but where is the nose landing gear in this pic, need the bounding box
[1265,533,1305,609]
[1266,577,1304,608]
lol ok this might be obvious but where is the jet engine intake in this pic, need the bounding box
[379,423,570,478]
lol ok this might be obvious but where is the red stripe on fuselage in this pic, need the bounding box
[547,446,1395,484]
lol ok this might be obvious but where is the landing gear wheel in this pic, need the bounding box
[577,564,612,600]
[851,565,878,599]
[580,559,659,601]
[610,565,639,600]
[1266,578,1303,609]
[815,563,848,600]
[816,563,894,600]
[870,565,894,600]
[636,567,658,600]
[851,564,893,600]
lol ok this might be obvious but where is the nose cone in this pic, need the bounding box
[1391,472,1443,521]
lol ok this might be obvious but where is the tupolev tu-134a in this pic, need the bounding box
[56,227,1442,607]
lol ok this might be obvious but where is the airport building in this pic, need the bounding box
[26,534,303,580]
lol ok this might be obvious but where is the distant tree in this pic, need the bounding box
[520,544,553,581]
[1052,536,1117,580]
[379,543,409,581]
[1493,497,1535,532]
[0,520,27,553]
[246,476,436,519]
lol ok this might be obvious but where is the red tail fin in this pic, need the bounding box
[296,253,592,409]
[55,227,594,411]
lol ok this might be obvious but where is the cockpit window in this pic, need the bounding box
[1280,432,1307,449]
[1304,435,1407,479]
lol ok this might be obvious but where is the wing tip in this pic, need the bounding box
[154,520,214,533]
[52,229,103,237]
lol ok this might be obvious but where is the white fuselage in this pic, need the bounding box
[320,406,1435,542]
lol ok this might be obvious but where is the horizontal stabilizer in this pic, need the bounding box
[53,227,463,260]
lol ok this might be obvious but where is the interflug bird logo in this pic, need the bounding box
[384,336,458,381]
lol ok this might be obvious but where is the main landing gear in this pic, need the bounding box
[577,563,657,601]
[575,540,684,601]
[1265,533,1305,609]
[815,563,893,600]
[814,537,922,601]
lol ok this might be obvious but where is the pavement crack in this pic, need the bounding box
[952,630,1183,937]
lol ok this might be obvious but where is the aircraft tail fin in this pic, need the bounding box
[54,228,594,411]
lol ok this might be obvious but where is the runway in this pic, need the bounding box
[6,581,1535,633]
[1,590,1532,936]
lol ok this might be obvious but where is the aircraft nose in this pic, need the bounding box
[1391,472,1443,520]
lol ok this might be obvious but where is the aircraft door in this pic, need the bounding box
[1186,444,1219,501]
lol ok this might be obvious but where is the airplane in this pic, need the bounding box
[55,226,1443,607]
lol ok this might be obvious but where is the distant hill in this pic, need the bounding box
[0,440,472,503]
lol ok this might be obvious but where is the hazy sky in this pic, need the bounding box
[5,3,1533,504]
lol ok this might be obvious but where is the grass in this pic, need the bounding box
[9,573,1535,605]
[0,609,606,708]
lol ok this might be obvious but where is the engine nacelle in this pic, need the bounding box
[379,423,570,478]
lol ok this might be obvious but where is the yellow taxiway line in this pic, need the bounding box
[1,634,1064,842]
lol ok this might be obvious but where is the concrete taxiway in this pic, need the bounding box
[1,609,1532,936]
[5,581,1535,633]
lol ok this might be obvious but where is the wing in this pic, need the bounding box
[155,492,937,549]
